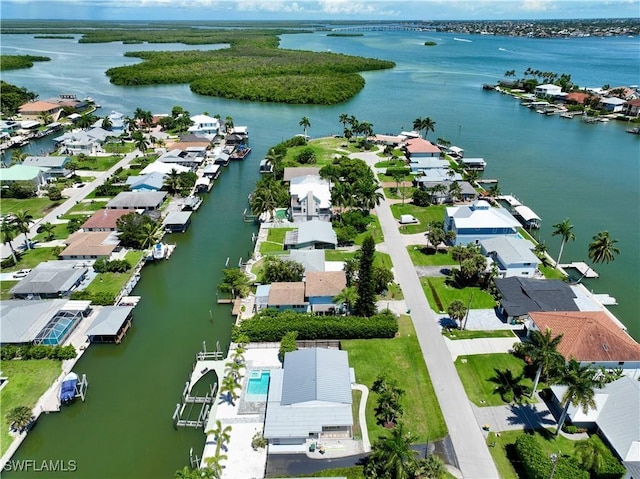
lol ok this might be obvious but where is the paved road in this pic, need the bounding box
[1,150,140,260]
[358,151,500,478]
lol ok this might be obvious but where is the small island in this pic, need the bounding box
[424,41,437,46]
[0,54,51,71]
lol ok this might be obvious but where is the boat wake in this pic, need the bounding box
[453,37,473,43]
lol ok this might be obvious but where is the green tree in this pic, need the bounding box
[278,331,298,363]
[12,209,34,250]
[333,286,358,314]
[101,116,113,130]
[354,235,377,317]
[262,256,304,283]
[224,116,234,133]
[163,168,182,196]
[7,406,32,430]
[588,231,620,264]
[489,368,528,403]
[11,149,27,165]
[415,454,447,479]
[132,130,149,154]
[206,420,232,452]
[39,222,56,241]
[219,374,240,406]
[219,268,251,298]
[551,218,576,266]
[514,328,565,398]
[365,422,419,479]
[574,435,610,473]
[371,375,405,427]
[555,359,601,436]
[1,219,18,264]
[339,113,350,132]
[413,116,436,138]
[447,300,467,328]
[354,179,383,213]
[249,177,289,220]
[47,186,62,201]
[299,116,311,137]
[116,212,159,249]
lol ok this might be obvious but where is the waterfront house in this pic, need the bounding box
[526,311,640,378]
[0,120,20,135]
[599,97,626,113]
[54,127,113,155]
[403,138,441,159]
[59,231,120,260]
[623,99,640,117]
[140,161,190,176]
[479,236,541,278]
[9,261,89,300]
[549,377,639,476]
[92,111,126,133]
[18,101,62,122]
[408,157,450,175]
[106,191,166,211]
[126,172,165,192]
[86,305,134,344]
[444,200,521,245]
[369,134,404,147]
[266,282,307,311]
[289,175,332,222]
[534,84,562,98]
[263,348,353,450]
[22,156,72,179]
[493,277,579,323]
[287,250,326,273]
[163,211,192,233]
[0,164,47,189]
[0,299,91,346]
[564,91,592,105]
[284,220,337,250]
[254,284,271,312]
[283,167,321,182]
[305,271,347,314]
[157,148,205,171]
[82,209,130,232]
[188,114,220,137]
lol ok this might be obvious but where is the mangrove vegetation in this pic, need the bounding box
[0,54,51,71]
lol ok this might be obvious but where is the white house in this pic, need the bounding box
[54,127,112,155]
[188,114,220,136]
[289,175,331,222]
[263,348,353,450]
[479,236,540,278]
[535,84,562,97]
[444,200,521,245]
[599,97,627,113]
[22,156,72,179]
[408,157,450,175]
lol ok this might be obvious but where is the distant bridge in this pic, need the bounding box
[330,25,432,32]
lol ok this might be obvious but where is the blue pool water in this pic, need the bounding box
[245,370,270,401]
[40,318,77,345]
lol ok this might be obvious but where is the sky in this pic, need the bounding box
[1,0,639,21]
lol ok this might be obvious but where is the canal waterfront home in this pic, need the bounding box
[106,191,166,211]
[408,156,450,175]
[263,348,353,450]
[534,83,563,98]
[187,114,220,137]
[59,231,120,260]
[599,96,626,113]
[289,175,332,222]
[623,98,640,117]
[305,271,347,314]
[403,137,441,159]
[18,100,62,122]
[266,282,307,312]
[9,261,89,299]
[283,166,321,182]
[82,209,130,232]
[0,164,47,190]
[479,236,541,278]
[444,199,521,245]
[53,127,112,155]
[22,156,72,179]
[140,160,190,176]
[283,220,338,250]
[526,311,640,378]
[157,148,205,171]
[125,171,165,192]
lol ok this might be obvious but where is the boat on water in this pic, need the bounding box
[152,243,167,260]
[60,372,79,404]
[230,146,251,160]
[626,127,640,135]
[560,112,575,119]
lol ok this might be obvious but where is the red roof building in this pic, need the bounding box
[404,138,441,158]
[82,209,130,232]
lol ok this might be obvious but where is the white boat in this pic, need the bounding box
[152,243,167,260]
[560,112,575,119]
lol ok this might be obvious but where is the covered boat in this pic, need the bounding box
[60,372,79,404]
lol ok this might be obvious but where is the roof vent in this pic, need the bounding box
[602,343,609,352]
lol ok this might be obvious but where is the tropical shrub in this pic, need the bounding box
[278,331,298,363]
[1,344,76,360]
[515,434,588,479]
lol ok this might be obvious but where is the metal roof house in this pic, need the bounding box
[22,156,71,179]
[0,164,47,189]
[444,200,521,245]
[479,236,541,278]
[106,191,166,210]
[125,172,165,192]
[287,250,326,273]
[264,348,353,449]
[9,261,88,299]
[284,220,337,250]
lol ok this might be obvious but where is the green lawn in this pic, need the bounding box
[407,246,454,266]
[103,142,136,154]
[374,158,406,168]
[281,137,358,167]
[259,227,295,255]
[454,353,531,407]
[390,204,446,234]
[421,277,496,312]
[351,389,362,440]
[353,215,384,245]
[540,264,567,280]
[3,247,61,272]
[0,280,18,300]
[342,316,448,442]
[325,250,355,262]
[444,329,516,340]
[32,222,71,242]
[65,200,107,215]
[383,187,416,201]
[0,198,62,218]
[0,359,63,455]
[83,253,143,299]
[73,155,121,171]
[487,429,579,479]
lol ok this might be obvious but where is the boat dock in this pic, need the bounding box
[497,195,542,229]
[560,261,599,279]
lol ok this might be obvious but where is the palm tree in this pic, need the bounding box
[224,360,243,382]
[11,150,27,165]
[38,111,52,125]
[354,179,383,213]
[206,420,232,452]
[6,406,33,431]
[124,116,138,134]
[415,454,447,479]
[413,116,436,138]
[164,168,182,196]
[448,181,462,202]
[365,422,419,479]
[140,222,160,249]
[574,435,609,473]
[1,218,18,264]
[333,286,358,314]
[219,374,240,405]
[39,222,56,241]
[551,218,576,266]
[224,116,234,133]
[555,359,601,436]
[489,368,528,403]
[12,209,34,250]
[132,131,150,154]
[534,240,551,265]
[299,116,311,137]
[588,231,619,264]
[330,181,354,215]
[101,116,113,130]
[486,183,501,198]
[515,328,564,398]
[447,300,467,328]
[338,113,349,132]
[463,168,480,185]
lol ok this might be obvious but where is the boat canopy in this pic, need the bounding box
[514,205,541,222]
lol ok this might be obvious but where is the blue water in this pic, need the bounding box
[245,370,270,400]
[40,317,76,345]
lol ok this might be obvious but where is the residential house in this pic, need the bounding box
[599,97,626,113]
[9,261,88,299]
[266,282,307,312]
[564,92,593,105]
[0,164,47,189]
[18,101,62,122]
[283,167,321,182]
[287,250,326,273]
[126,172,165,192]
[550,377,639,477]
[289,175,331,222]
[93,111,126,133]
[263,348,353,449]
[408,157,450,175]
[526,311,640,378]
[0,120,20,135]
[284,220,337,250]
[493,277,579,323]
[140,161,190,176]
[106,191,166,211]
[444,200,521,245]
[305,271,347,314]
[157,148,205,170]
[188,114,220,136]
[0,299,91,345]
[479,236,541,278]
[534,84,562,98]
[403,138,441,159]
[82,209,129,232]
[54,127,113,155]
[22,156,72,179]
[59,231,120,260]
[369,134,404,147]
[623,99,640,117]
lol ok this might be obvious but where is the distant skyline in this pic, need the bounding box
[1,0,639,21]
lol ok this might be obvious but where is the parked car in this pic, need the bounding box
[12,269,31,279]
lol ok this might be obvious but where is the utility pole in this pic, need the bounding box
[462,293,473,330]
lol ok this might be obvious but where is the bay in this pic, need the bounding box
[1,29,638,478]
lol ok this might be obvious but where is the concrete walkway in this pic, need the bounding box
[444,337,519,361]
[355,150,500,478]
[351,383,371,453]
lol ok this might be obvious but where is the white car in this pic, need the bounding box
[12,269,31,279]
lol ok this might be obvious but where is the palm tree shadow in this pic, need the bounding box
[505,403,556,429]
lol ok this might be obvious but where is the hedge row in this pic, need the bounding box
[232,310,398,342]
[1,344,77,361]
[515,435,588,479]
[385,167,411,177]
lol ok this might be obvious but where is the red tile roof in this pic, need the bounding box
[565,92,592,104]
[18,101,61,113]
[405,138,441,154]
[82,209,130,230]
[529,311,640,362]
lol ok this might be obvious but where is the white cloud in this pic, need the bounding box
[520,0,556,11]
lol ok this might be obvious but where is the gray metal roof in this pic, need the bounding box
[125,172,165,190]
[23,156,70,168]
[10,261,87,296]
[163,211,192,226]
[106,191,166,209]
[0,299,68,343]
[86,306,133,336]
[479,236,540,266]
[296,220,337,247]
[287,250,325,273]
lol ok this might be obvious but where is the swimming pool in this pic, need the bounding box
[35,316,79,345]
[245,370,270,402]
